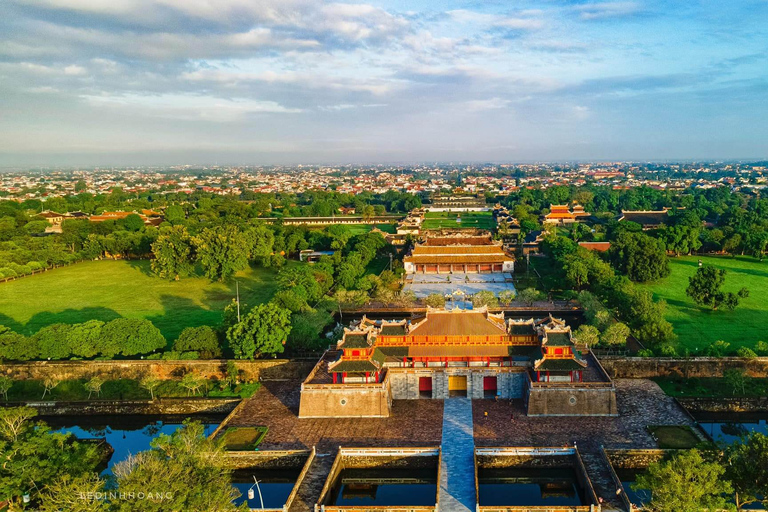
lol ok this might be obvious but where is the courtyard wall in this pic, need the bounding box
[600,357,768,379]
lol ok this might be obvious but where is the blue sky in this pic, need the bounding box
[1,0,767,166]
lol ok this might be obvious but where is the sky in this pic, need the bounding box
[1,0,767,166]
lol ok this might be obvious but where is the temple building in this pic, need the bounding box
[618,209,672,230]
[299,308,617,418]
[403,233,514,274]
[543,204,590,225]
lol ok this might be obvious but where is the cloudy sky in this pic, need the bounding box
[1,0,767,166]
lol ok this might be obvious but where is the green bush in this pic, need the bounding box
[736,347,758,359]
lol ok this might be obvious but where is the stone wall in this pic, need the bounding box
[527,386,618,417]
[298,382,391,418]
[604,449,667,469]
[600,357,768,379]
[477,453,573,469]
[677,396,768,413]
[389,368,526,400]
[0,359,315,382]
[224,449,311,470]
[9,397,240,416]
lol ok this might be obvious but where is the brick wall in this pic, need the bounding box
[527,386,618,416]
[600,357,768,379]
[298,384,391,418]
[0,359,315,382]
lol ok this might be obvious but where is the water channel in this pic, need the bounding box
[325,468,438,507]
[41,414,226,476]
[477,467,586,507]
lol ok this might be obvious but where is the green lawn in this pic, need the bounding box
[421,211,495,230]
[0,260,282,340]
[647,425,702,449]
[641,256,768,352]
[653,377,768,398]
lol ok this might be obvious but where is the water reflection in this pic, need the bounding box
[327,468,438,507]
[231,468,301,509]
[694,413,768,445]
[478,468,586,507]
[41,414,225,476]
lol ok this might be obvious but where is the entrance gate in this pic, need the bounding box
[448,375,468,397]
[419,376,432,398]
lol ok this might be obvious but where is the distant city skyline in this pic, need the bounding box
[1,0,767,166]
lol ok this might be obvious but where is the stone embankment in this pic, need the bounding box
[0,358,315,382]
[6,397,240,415]
[600,357,768,379]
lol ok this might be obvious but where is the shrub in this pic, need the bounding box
[736,347,758,359]
[755,341,768,356]
[173,326,221,359]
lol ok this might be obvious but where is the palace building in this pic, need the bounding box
[543,204,590,225]
[299,308,616,419]
[403,233,515,274]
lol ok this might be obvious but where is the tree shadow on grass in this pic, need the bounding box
[21,307,122,335]
[145,294,222,344]
[123,259,154,277]
[0,313,24,333]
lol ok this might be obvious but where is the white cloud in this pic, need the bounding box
[465,97,511,111]
[83,93,302,122]
[574,2,641,20]
[447,9,544,30]
[64,64,87,75]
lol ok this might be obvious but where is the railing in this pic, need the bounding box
[340,447,439,457]
[476,447,576,456]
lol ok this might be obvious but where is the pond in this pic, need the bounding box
[478,467,587,507]
[41,414,226,476]
[232,468,302,509]
[615,468,651,508]
[693,412,768,445]
[326,468,437,507]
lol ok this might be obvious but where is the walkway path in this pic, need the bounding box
[438,397,476,512]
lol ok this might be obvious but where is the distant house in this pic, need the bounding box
[618,209,671,230]
[523,230,546,255]
[543,204,590,225]
[578,241,611,252]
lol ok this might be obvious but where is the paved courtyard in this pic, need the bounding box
[472,379,697,450]
[404,272,516,298]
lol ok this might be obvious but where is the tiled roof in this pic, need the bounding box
[413,245,505,255]
[342,333,370,348]
[619,211,670,226]
[534,357,588,371]
[578,242,611,252]
[408,345,511,358]
[404,255,511,264]
[543,331,573,347]
[328,359,380,373]
[380,324,407,336]
[409,310,507,337]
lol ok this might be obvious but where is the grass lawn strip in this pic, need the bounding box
[640,255,768,351]
[222,426,269,450]
[647,425,701,449]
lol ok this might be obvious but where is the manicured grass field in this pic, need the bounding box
[0,260,282,340]
[640,255,768,352]
[647,425,702,449]
[421,211,495,230]
[654,377,768,398]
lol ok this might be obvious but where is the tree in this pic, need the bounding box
[85,376,104,399]
[173,326,221,358]
[725,433,768,510]
[633,449,732,512]
[180,372,205,396]
[600,322,630,346]
[0,407,102,508]
[0,375,11,401]
[42,377,60,399]
[687,265,748,311]
[723,368,748,395]
[574,325,600,347]
[66,320,105,359]
[101,318,166,357]
[119,213,145,232]
[227,302,292,358]
[498,289,516,306]
[38,473,108,512]
[140,375,161,400]
[34,323,73,360]
[111,421,246,512]
[193,225,250,281]
[608,231,670,282]
[425,293,446,308]
[151,225,193,280]
[517,288,544,305]
[472,291,499,309]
